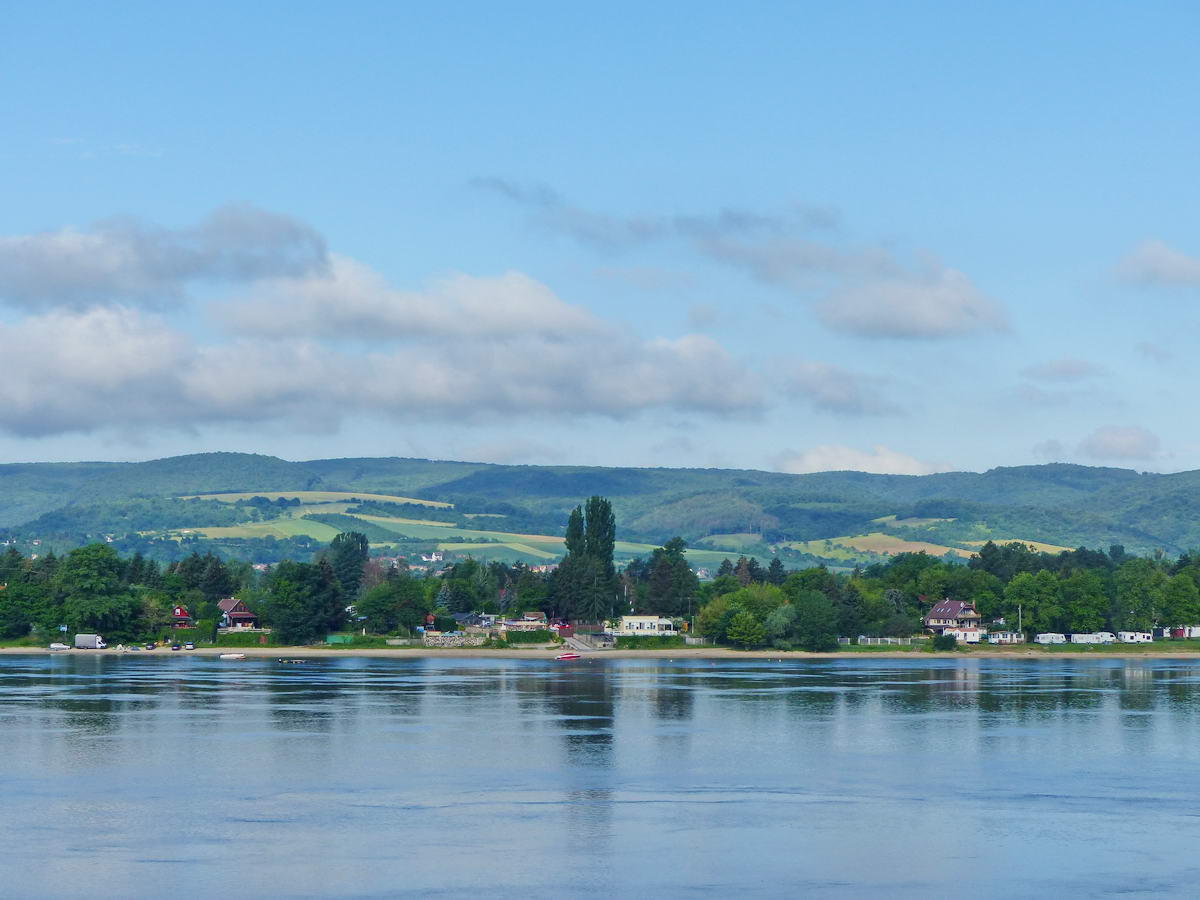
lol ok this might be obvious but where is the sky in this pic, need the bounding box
[1,1,1199,474]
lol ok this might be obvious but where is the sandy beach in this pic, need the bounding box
[6,645,1200,660]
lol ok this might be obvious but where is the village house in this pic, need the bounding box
[942,625,985,644]
[218,597,259,629]
[924,598,982,634]
[171,605,194,628]
[610,615,677,636]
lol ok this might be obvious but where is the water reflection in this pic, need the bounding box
[4,655,1200,898]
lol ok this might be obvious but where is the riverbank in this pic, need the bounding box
[7,645,1200,660]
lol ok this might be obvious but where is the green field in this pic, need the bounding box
[785,532,973,560]
[183,490,453,508]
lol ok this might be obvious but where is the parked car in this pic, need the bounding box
[184,642,195,650]
[171,644,182,651]
[49,642,70,651]
[128,645,141,651]
[144,642,156,650]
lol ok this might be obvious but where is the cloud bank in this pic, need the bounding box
[774,444,950,476]
[0,206,328,309]
[476,179,1006,339]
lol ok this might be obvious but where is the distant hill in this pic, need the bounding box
[0,452,1193,565]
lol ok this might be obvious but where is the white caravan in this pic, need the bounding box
[1035,633,1066,644]
[1118,631,1153,643]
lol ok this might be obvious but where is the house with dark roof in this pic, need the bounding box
[218,597,259,629]
[924,598,982,635]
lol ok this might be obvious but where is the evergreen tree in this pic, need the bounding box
[327,532,370,601]
[766,557,786,585]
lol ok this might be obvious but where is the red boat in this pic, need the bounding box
[555,652,581,661]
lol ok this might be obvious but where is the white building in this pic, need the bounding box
[943,626,985,644]
[1035,633,1067,644]
[986,631,1025,644]
[610,615,677,636]
[1118,631,1153,643]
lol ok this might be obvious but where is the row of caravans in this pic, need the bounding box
[1036,631,1155,645]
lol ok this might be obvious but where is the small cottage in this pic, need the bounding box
[218,597,259,629]
[171,605,194,628]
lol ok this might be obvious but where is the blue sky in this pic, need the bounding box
[1,1,1198,473]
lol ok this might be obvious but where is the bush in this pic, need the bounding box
[215,631,278,647]
[614,635,687,649]
[505,629,556,644]
[931,633,958,651]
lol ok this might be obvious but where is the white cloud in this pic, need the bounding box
[0,307,191,436]
[0,205,327,309]
[220,255,603,341]
[477,181,1004,339]
[818,268,1006,338]
[1135,340,1171,363]
[1118,240,1200,287]
[1077,426,1161,461]
[1021,358,1107,381]
[0,306,762,438]
[773,444,950,475]
[779,361,897,415]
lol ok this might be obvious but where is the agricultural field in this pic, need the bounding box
[963,538,1073,554]
[182,490,453,508]
[694,532,767,552]
[784,532,974,560]
[185,518,343,542]
[873,515,956,527]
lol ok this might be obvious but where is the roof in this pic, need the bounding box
[926,599,978,620]
[217,597,242,613]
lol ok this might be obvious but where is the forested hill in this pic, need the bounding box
[0,452,1197,563]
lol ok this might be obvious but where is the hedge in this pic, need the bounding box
[614,635,687,649]
[505,629,556,644]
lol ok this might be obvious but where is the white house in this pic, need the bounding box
[611,615,676,636]
[942,626,985,644]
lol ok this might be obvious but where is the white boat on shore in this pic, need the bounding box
[219,653,247,661]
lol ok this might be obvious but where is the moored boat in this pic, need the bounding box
[219,653,247,661]
[555,652,581,661]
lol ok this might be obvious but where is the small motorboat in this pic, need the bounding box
[555,652,581,661]
[277,658,311,664]
[219,653,247,661]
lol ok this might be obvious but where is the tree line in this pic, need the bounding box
[692,540,1200,650]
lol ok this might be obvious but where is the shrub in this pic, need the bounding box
[505,629,555,644]
[931,633,958,651]
[614,635,687,649]
[215,631,279,647]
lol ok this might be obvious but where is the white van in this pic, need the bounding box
[1035,633,1066,644]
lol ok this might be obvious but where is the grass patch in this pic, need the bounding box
[614,635,687,649]
[183,490,452,508]
[504,629,557,644]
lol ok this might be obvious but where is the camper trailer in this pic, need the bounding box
[1118,631,1153,643]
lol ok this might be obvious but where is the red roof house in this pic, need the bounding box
[924,598,982,634]
[218,597,259,629]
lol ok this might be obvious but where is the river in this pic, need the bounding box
[2,655,1200,897]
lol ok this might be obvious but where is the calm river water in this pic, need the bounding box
[3,655,1200,898]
